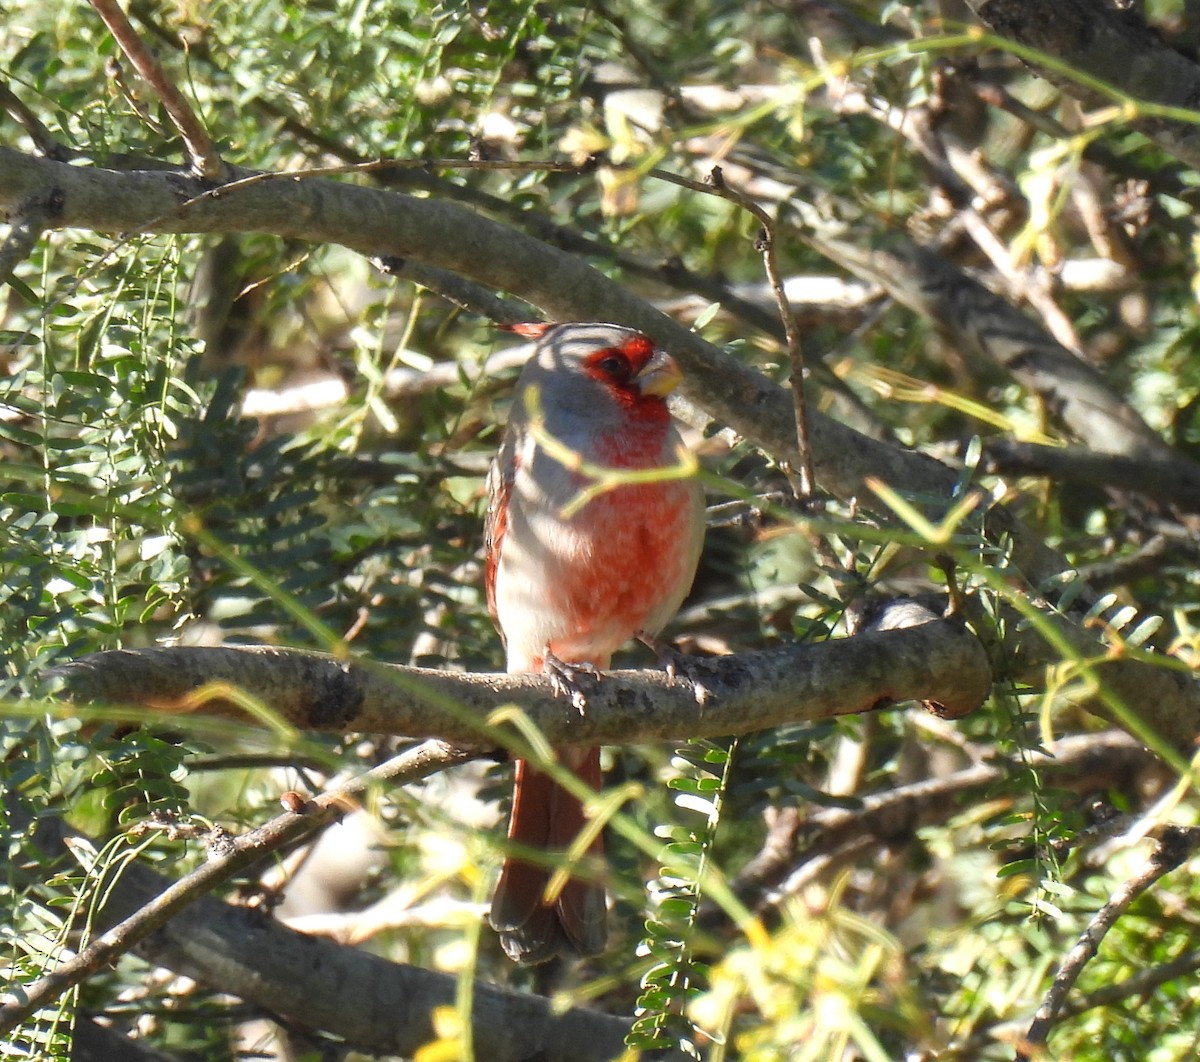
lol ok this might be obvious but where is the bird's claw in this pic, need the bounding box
[636,631,711,706]
[543,651,601,715]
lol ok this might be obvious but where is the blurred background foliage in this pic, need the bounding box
[3,0,1200,1059]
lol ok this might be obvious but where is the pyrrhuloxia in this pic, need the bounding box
[485,321,706,964]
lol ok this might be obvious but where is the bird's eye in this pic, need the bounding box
[596,355,628,379]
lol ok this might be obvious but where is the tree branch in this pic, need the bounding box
[734,731,1156,912]
[0,78,70,159]
[50,614,993,744]
[683,134,1177,467]
[1058,947,1200,1021]
[0,189,62,284]
[67,1018,179,1062]
[373,254,537,323]
[57,590,1200,750]
[87,0,223,178]
[702,164,816,496]
[799,227,1172,462]
[983,438,1200,514]
[1077,529,1200,591]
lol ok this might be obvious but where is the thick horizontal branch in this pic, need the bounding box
[57,607,1200,751]
[51,617,993,744]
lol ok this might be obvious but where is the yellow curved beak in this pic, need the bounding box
[633,349,683,398]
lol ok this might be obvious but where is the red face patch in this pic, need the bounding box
[582,334,666,416]
[616,333,656,372]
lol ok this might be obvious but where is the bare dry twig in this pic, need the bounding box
[650,164,817,497]
[704,165,816,498]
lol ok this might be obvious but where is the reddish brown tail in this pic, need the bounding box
[489,746,607,965]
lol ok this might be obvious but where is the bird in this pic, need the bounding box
[484,321,706,964]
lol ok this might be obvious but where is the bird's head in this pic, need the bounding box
[508,321,682,424]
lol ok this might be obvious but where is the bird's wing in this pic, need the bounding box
[483,427,519,636]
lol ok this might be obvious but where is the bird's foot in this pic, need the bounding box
[543,652,602,715]
[636,631,712,706]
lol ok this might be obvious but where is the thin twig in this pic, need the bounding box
[238,155,593,179]
[1016,825,1200,1060]
[710,165,815,496]
[1077,531,1200,591]
[183,751,332,773]
[87,0,223,178]
[647,163,855,587]
[175,154,601,211]
[1058,948,1200,1019]
[955,205,1084,354]
[972,81,1072,141]
[652,165,815,496]
[0,740,477,1035]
